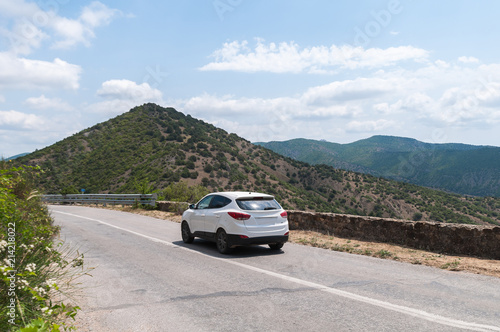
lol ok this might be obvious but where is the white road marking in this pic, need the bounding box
[54,210,500,332]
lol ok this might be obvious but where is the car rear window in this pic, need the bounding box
[236,197,281,211]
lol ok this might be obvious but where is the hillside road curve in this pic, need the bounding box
[50,205,500,331]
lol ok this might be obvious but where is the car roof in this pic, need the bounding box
[213,191,274,200]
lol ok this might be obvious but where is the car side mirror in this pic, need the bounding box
[189,204,196,210]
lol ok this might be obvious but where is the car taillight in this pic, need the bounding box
[228,212,251,220]
[280,211,288,218]
[284,232,289,236]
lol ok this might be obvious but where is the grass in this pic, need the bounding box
[440,260,462,271]
[374,249,393,259]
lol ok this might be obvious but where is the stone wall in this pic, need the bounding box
[288,211,500,260]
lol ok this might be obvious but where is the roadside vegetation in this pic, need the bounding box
[0,162,84,331]
[161,181,209,203]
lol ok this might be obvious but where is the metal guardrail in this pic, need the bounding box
[42,194,157,207]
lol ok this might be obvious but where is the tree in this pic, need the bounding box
[134,178,154,194]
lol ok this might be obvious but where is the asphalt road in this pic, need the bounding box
[50,205,500,332]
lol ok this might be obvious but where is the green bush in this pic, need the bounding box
[0,162,84,331]
[161,181,209,203]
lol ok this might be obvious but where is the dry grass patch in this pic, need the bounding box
[290,230,500,278]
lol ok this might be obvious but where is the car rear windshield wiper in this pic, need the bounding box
[264,207,277,210]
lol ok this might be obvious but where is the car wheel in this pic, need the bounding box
[216,229,232,254]
[181,221,194,243]
[269,242,284,250]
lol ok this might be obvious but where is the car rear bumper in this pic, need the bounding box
[227,234,289,247]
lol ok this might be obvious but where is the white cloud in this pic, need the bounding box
[182,76,400,133]
[380,83,500,128]
[346,119,396,132]
[50,16,90,49]
[0,0,47,55]
[475,81,500,106]
[200,40,307,73]
[24,94,73,111]
[458,56,479,64]
[302,77,394,106]
[182,92,362,121]
[366,60,500,128]
[434,60,450,69]
[183,93,297,115]
[188,55,500,142]
[180,97,300,143]
[86,99,141,116]
[0,0,120,53]
[0,110,44,129]
[51,1,120,49]
[81,1,119,27]
[0,21,48,55]
[90,79,164,116]
[200,39,429,73]
[0,52,81,89]
[97,79,163,101]
[183,77,399,122]
[0,0,40,17]
[0,113,83,157]
[0,2,117,93]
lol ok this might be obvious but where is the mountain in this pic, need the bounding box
[14,104,500,226]
[4,153,30,161]
[256,136,500,197]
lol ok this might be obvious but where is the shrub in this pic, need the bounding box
[412,212,423,221]
[0,162,85,331]
[161,181,209,203]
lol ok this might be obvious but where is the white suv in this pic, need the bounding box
[181,191,289,254]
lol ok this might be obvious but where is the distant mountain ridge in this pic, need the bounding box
[256,136,500,197]
[5,153,30,161]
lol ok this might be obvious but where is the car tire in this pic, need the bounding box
[181,221,194,244]
[269,242,284,250]
[216,229,233,254]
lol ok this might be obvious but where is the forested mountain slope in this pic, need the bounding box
[257,137,500,197]
[17,104,500,225]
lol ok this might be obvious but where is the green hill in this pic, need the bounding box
[256,136,500,197]
[16,104,500,226]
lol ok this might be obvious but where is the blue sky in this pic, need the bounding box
[1,0,500,158]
